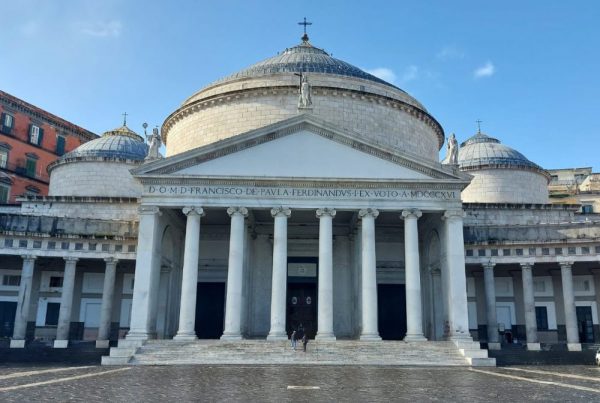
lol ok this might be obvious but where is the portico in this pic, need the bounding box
[126,116,473,343]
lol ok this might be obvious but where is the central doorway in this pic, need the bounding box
[377,284,407,340]
[195,282,225,339]
[286,257,318,338]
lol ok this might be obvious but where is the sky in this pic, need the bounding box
[1,0,598,170]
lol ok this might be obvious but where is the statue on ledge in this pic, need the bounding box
[442,133,459,165]
[298,74,313,109]
[145,127,163,161]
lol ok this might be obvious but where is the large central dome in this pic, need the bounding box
[163,36,445,160]
[208,40,402,91]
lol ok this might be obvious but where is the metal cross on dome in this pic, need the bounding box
[476,119,483,133]
[298,17,312,41]
[122,112,128,126]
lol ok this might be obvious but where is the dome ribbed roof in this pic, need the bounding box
[209,38,403,92]
[61,124,148,161]
[458,132,543,171]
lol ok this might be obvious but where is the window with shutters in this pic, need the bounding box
[29,124,43,145]
[56,135,66,155]
[0,148,7,168]
[25,157,37,178]
[1,113,14,134]
[0,183,9,203]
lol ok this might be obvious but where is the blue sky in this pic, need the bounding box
[1,0,598,170]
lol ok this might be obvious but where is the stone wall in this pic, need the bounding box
[49,161,142,198]
[164,74,442,161]
[461,169,549,204]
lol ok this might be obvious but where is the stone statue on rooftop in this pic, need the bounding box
[298,74,313,109]
[442,133,459,164]
[145,127,163,161]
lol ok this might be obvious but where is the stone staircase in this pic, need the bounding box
[102,339,495,366]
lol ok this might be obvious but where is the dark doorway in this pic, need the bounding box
[377,284,407,340]
[576,306,595,343]
[195,282,225,339]
[287,257,318,339]
[0,301,17,337]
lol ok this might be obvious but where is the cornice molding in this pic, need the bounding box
[161,85,444,148]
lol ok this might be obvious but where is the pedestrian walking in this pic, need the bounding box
[291,330,297,350]
[302,334,308,352]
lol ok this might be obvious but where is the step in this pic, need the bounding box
[101,355,131,365]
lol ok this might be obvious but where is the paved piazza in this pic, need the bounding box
[0,364,598,402]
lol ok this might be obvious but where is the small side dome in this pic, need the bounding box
[458,132,543,172]
[47,123,148,198]
[458,131,550,204]
[60,124,148,161]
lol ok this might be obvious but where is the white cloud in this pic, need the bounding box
[78,20,122,37]
[400,65,419,83]
[365,67,397,84]
[436,45,465,61]
[474,61,495,78]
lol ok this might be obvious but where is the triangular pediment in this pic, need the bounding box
[133,115,470,183]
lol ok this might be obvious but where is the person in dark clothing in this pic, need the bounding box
[297,324,305,340]
[302,334,308,352]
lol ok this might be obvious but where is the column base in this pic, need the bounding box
[266,332,288,341]
[359,334,382,341]
[10,339,25,348]
[487,342,502,350]
[96,340,110,348]
[403,334,427,342]
[315,333,336,341]
[173,332,198,341]
[220,334,243,341]
[526,343,541,351]
[54,340,69,348]
[567,343,582,351]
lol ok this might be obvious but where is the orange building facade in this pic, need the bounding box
[0,90,96,203]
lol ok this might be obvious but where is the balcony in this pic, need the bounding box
[0,160,49,183]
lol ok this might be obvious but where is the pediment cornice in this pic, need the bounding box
[133,114,470,183]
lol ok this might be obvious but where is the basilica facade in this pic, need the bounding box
[0,35,598,365]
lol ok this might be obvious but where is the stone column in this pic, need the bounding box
[10,255,37,348]
[267,207,291,341]
[222,207,248,340]
[521,263,540,350]
[174,206,204,341]
[96,258,118,348]
[429,266,443,340]
[402,209,426,341]
[359,208,381,341]
[443,210,471,340]
[316,208,336,341]
[54,257,78,348]
[560,262,581,351]
[483,263,500,349]
[127,206,162,341]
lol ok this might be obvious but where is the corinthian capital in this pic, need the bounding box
[358,208,379,219]
[316,208,336,218]
[227,207,249,217]
[271,207,291,218]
